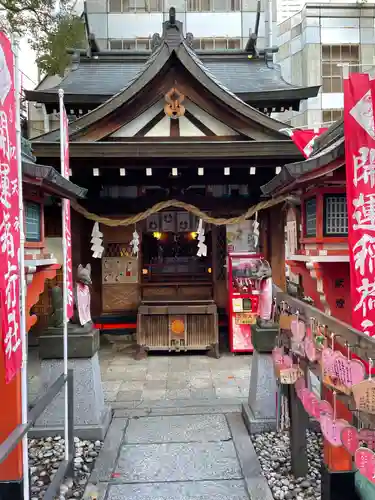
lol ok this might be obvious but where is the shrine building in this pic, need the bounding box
[26,8,319,353]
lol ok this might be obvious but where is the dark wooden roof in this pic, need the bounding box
[27,52,318,113]
[22,138,87,199]
[26,11,318,115]
[261,125,345,196]
[31,14,306,146]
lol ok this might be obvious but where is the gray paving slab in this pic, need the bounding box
[106,480,250,500]
[115,442,242,482]
[110,397,247,410]
[113,404,243,418]
[125,414,231,444]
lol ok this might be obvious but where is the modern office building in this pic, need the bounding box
[274,2,375,127]
[277,0,362,23]
[85,0,278,51]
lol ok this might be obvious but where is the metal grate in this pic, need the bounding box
[305,198,317,237]
[324,195,348,235]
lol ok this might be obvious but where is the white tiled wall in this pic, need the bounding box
[275,4,375,127]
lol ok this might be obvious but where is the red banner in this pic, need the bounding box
[282,128,328,158]
[61,106,74,319]
[0,33,22,382]
[344,72,375,337]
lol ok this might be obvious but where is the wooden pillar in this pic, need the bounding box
[269,206,286,290]
[259,209,270,262]
[0,360,23,498]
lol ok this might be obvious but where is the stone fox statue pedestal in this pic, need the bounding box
[35,264,111,440]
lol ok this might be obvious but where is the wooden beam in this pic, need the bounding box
[170,118,180,137]
[184,110,216,136]
[269,206,286,290]
[135,110,165,137]
[32,140,301,160]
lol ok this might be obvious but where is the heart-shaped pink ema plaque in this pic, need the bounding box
[304,336,317,362]
[319,400,333,419]
[310,395,321,420]
[301,389,315,417]
[359,429,375,451]
[341,426,360,456]
[291,319,306,342]
[320,415,349,447]
[321,348,335,377]
[355,447,375,483]
[272,347,285,366]
[332,352,366,388]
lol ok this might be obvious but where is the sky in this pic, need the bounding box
[19,38,38,90]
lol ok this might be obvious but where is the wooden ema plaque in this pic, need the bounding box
[322,389,353,472]
[320,348,366,396]
[278,312,297,330]
[352,379,375,415]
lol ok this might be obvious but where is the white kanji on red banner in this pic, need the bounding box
[0,33,22,382]
[60,104,74,319]
[344,72,375,338]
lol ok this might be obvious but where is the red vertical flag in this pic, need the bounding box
[0,33,22,382]
[61,103,74,319]
[343,72,375,337]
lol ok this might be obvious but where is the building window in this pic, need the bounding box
[322,45,359,93]
[305,197,316,237]
[109,38,152,50]
[192,37,241,50]
[25,201,42,242]
[324,194,348,236]
[108,0,162,12]
[322,109,343,126]
[187,0,240,11]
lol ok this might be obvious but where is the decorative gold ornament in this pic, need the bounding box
[164,87,185,119]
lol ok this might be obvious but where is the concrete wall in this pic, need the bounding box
[86,0,278,49]
[274,3,375,127]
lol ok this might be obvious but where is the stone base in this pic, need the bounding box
[31,353,112,441]
[242,403,276,434]
[242,350,323,435]
[39,328,100,359]
[248,351,277,425]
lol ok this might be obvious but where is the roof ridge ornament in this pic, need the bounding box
[169,6,176,25]
[162,7,184,49]
[151,33,162,52]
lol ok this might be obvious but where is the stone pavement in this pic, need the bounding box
[85,412,273,500]
[29,346,272,499]
[82,349,272,500]
[99,346,251,406]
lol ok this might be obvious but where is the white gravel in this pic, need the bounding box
[252,430,323,500]
[28,436,102,500]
